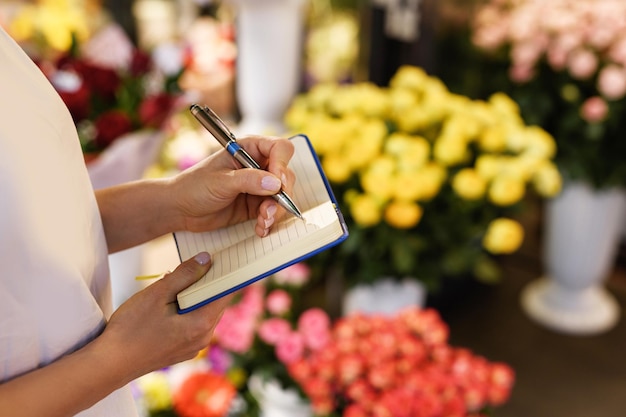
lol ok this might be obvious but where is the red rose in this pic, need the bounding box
[130,49,152,76]
[76,60,121,101]
[139,93,175,128]
[94,110,133,149]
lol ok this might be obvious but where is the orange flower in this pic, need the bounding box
[173,371,236,417]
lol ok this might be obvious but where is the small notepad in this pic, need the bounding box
[173,134,348,313]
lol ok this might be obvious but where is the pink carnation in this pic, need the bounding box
[298,308,331,351]
[275,331,305,364]
[258,318,292,345]
[265,289,291,315]
[214,309,256,353]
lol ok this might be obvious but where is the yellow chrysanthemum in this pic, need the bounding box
[385,133,430,169]
[305,82,338,110]
[479,125,507,153]
[452,168,487,200]
[392,171,423,201]
[349,193,383,227]
[433,135,469,166]
[501,154,542,182]
[414,162,447,201]
[361,167,395,201]
[483,218,525,254]
[532,160,563,197]
[488,174,526,206]
[389,65,429,92]
[384,200,423,229]
[524,126,557,159]
[322,153,353,184]
[389,87,419,114]
[489,92,521,117]
[475,154,506,180]
[354,83,390,118]
[284,98,311,131]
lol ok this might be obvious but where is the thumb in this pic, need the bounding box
[160,252,212,296]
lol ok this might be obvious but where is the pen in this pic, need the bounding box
[189,104,303,220]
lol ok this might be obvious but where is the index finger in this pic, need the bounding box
[238,135,295,185]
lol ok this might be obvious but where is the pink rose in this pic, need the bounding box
[597,64,626,100]
[508,64,534,83]
[547,44,569,71]
[215,309,256,353]
[298,308,331,350]
[238,284,265,317]
[609,36,626,67]
[567,48,598,80]
[272,262,311,286]
[258,317,291,345]
[580,96,609,123]
[511,41,543,70]
[275,331,305,364]
[265,289,291,315]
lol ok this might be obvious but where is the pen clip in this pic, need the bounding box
[203,105,237,142]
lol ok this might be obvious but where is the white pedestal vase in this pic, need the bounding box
[248,374,312,417]
[228,0,306,135]
[521,181,626,335]
[342,277,426,316]
[87,130,167,309]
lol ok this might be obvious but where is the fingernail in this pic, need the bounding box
[266,203,277,218]
[194,252,211,265]
[264,216,275,229]
[281,173,288,185]
[261,175,281,191]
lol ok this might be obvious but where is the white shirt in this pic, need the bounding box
[0,26,138,416]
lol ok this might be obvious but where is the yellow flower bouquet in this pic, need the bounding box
[285,65,561,293]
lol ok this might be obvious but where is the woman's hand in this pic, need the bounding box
[99,252,233,380]
[172,135,296,237]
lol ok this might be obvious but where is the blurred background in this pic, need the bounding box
[1,1,625,416]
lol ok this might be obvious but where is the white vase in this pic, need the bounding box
[521,181,626,335]
[87,130,167,308]
[342,277,426,316]
[227,0,306,135]
[248,374,312,417]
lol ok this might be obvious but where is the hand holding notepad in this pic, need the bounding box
[173,134,348,313]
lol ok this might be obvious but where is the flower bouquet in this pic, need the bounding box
[470,0,626,189]
[39,22,183,158]
[287,306,515,417]
[284,65,562,293]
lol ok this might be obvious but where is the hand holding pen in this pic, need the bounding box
[190,104,303,220]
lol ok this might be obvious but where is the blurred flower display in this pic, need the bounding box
[134,264,515,417]
[305,3,360,85]
[288,307,515,417]
[34,22,184,156]
[285,65,561,291]
[134,349,239,417]
[470,0,626,189]
[7,0,104,55]
[212,263,330,416]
